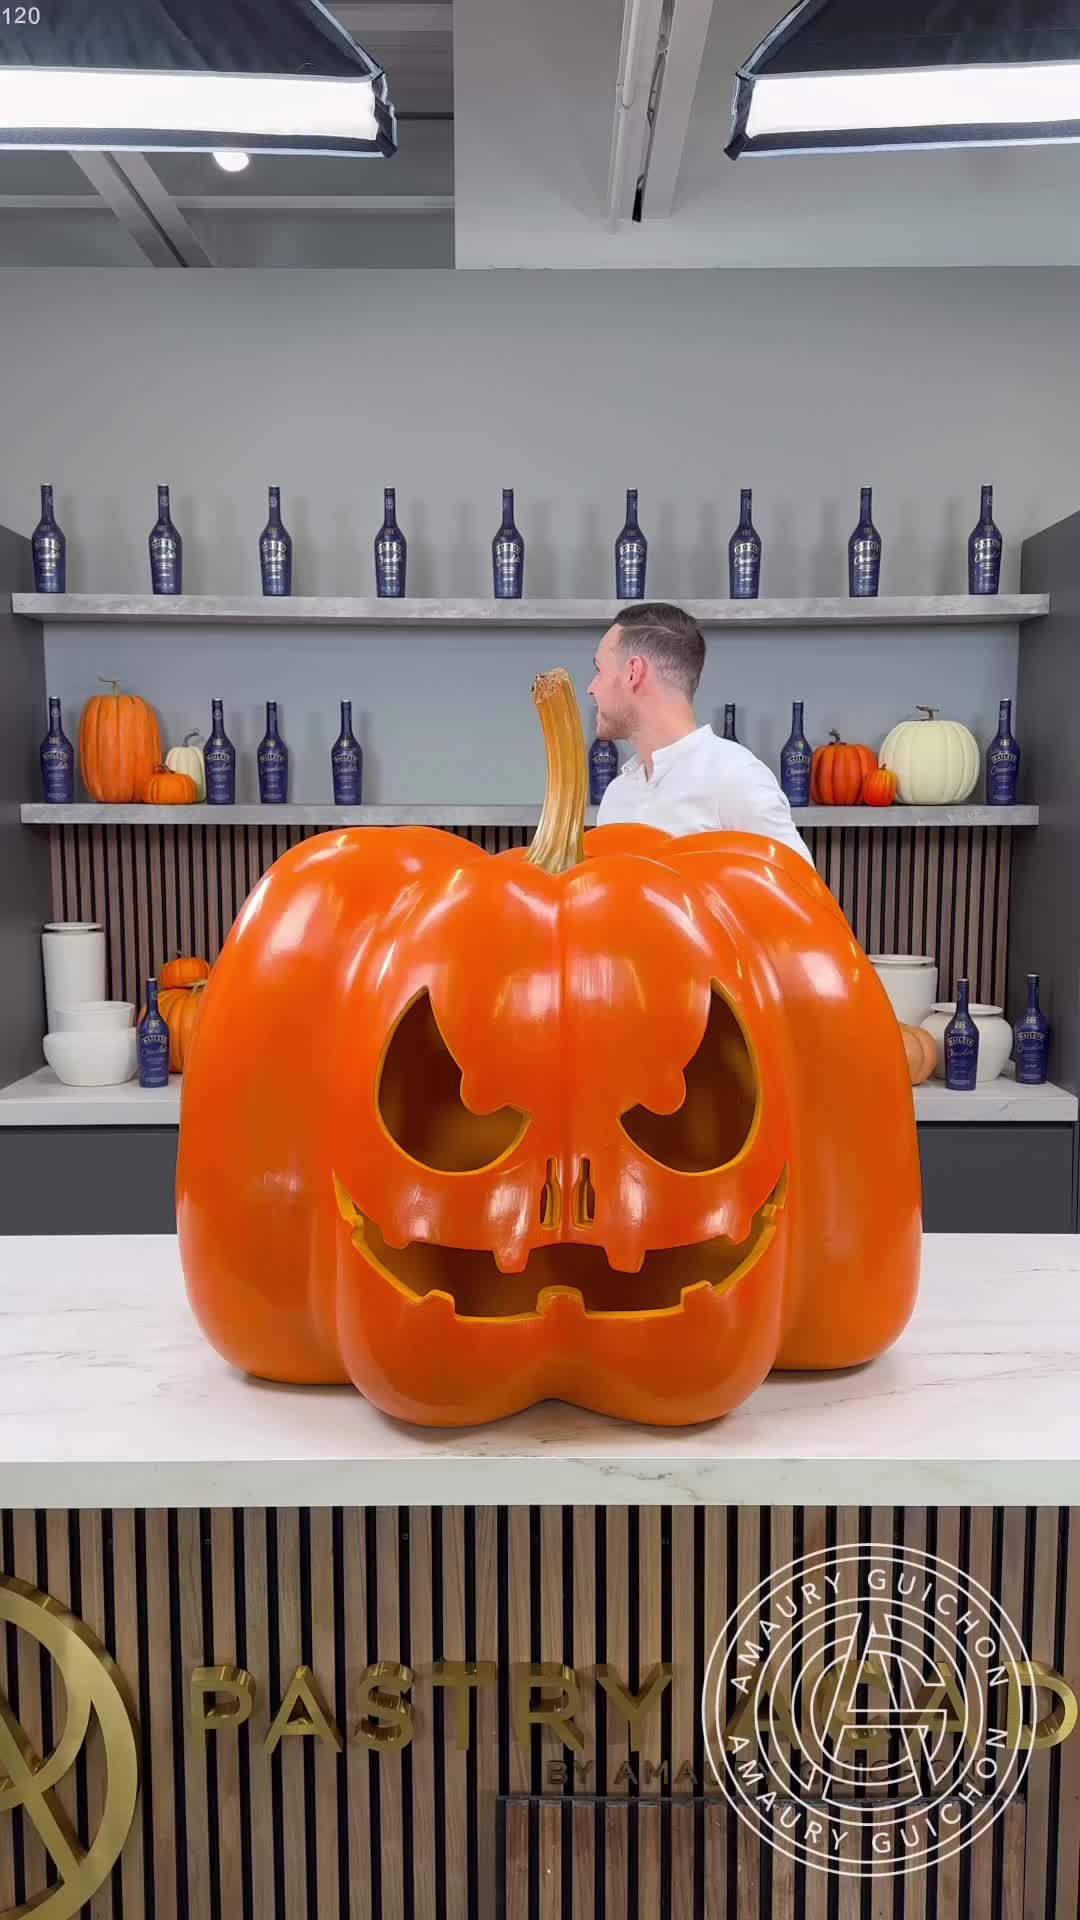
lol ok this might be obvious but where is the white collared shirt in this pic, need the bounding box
[596,724,814,864]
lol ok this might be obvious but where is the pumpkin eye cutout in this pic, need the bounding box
[620,987,757,1173]
[377,989,529,1172]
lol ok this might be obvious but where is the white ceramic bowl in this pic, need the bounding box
[44,1028,138,1087]
[51,1000,135,1032]
[869,955,939,1027]
[919,1003,1013,1084]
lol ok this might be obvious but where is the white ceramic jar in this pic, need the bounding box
[41,922,106,1036]
[920,1002,1014,1083]
[869,955,939,1027]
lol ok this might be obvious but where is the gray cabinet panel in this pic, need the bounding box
[918,1122,1076,1233]
[0,1127,178,1233]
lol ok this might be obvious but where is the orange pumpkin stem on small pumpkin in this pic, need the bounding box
[525,668,588,876]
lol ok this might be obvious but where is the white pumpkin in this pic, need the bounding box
[165,730,206,801]
[878,707,979,805]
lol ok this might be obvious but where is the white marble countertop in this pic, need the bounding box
[2,1065,1074,1127]
[0,1233,1078,1509]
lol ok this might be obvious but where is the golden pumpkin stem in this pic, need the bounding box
[525,669,588,876]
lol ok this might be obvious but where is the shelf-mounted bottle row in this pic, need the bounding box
[27,482,1012,603]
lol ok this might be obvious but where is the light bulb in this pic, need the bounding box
[212,149,250,173]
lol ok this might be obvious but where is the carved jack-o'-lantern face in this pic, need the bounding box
[178,672,920,1427]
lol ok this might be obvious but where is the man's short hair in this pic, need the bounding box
[613,601,705,700]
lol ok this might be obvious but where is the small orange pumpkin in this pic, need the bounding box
[901,1024,936,1085]
[811,732,878,806]
[861,767,898,808]
[161,954,211,989]
[79,679,162,803]
[138,982,207,1072]
[143,764,198,805]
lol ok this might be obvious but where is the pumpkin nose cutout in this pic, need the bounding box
[572,1158,597,1228]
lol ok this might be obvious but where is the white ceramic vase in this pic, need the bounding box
[869,955,939,1027]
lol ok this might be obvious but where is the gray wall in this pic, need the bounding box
[2,266,1075,795]
[0,528,52,1084]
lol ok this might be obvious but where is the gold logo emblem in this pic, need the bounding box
[0,1573,140,1919]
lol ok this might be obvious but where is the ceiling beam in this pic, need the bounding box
[71,152,212,266]
[639,0,716,216]
[607,0,668,223]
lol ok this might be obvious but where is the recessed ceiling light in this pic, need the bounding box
[213,150,250,173]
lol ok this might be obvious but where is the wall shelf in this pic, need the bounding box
[20,801,1040,829]
[11,592,1050,628]
[0,1066,1073,1128]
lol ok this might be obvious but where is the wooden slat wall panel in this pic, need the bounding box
[0,1504,1070,1920]
[48,825,1010,1010]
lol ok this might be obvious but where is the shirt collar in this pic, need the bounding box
[626,724,711,783]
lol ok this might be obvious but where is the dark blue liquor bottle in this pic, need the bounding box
[204,699,236,805]
[332,700,363,804]
[722,703,738,742]
[780,700,812,806]
[1013,973,1050,1085]
[492,488,524,599]
[137,978,171,1088]
[589,736,618,804]
[848,486,881,598]
[944,978,979,1091]
[728,489,761,599]
[968,484,1002,595]
[986,698,1020,805]
[374,487,407,597]
[259,486,293,596]
[615,489,647,600]
[258,701,288,804]
[32,484,66,593]
[39,696,74,802]
[149,484,182,595]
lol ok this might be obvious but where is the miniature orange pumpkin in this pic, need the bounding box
[139,983,206,1072]
[79,679,161,803]
[811,732,877,805]
[177,673,920,1426]
[143,765,198,805]
[160,954,211,989]
[901,1024,936,1085]
[861,766,898,808]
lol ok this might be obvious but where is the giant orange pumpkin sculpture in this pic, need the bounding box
[177,671,921,1426]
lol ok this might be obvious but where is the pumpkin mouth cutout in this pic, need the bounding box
[333,1167,788,1320]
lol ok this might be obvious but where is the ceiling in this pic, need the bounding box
[3,0,1080,269]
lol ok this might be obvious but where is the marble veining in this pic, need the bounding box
[0,1234,1079,1508]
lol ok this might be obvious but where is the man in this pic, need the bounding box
[588,600,814,865]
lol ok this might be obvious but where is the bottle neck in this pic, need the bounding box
[739,489,753,528]
[340,700,352,730]
[1027,974,1040,1010]
[145,979,159,1014]
[955,979,970,1014]
[501,489,515,526]
[211,700,223,727]
[265,702,279,737]
[383,488,397,525]
[267,487,281,524]
[999,699,1011,732]
[792,701,804,727]
[48,696,62,727]
[40,485,54,519]
[157,487,170,520]
[859,487,873,521]
[624,489,638,529]
[981,485,994,520]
